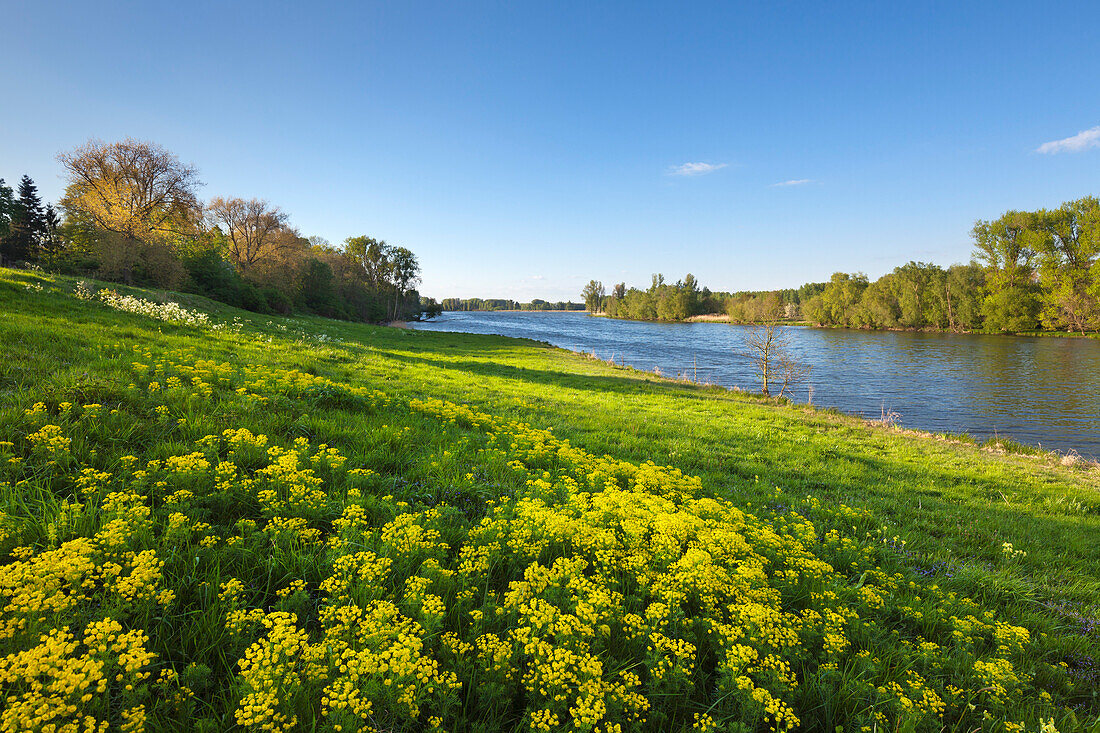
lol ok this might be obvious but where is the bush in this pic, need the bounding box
[239,282,271,314]
[261,286,292,315]
[183,249,245,306]
[298,258,340,317]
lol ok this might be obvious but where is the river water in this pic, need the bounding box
[408,311,1100,457]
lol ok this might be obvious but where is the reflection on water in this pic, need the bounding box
[409,311,1100,457]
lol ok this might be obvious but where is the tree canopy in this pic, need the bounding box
[592,196,1100,335]
[3,140,432,324]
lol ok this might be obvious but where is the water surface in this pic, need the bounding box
[409,311,1100,457]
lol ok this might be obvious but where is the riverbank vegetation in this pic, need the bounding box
[2,267,1098,732]
[587,196,1100,335]
[0,140,437,323]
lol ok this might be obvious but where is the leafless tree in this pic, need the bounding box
[740,322,811,398]
[206,196,289,273]
[775,348,812,399]
[58,138,202,244]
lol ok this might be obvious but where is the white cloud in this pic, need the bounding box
[668,162,727,176]
[770,178,813,187]
[1036,126,1100,154]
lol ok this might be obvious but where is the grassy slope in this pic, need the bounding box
[2,268,1099,730]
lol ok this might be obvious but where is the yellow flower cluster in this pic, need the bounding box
[26,424,71,457]
[0,618,154,733]
[0,346,1062,733]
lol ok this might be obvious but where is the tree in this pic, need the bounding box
[58,139,201,245]
[420,296,443,319]
[944,263,986,331]
[0,179,13,263]
[748,292,783,323]
[681,273,700,314]
[298,257,340,316]
[807,272,869,326]
[0,179,13,240]
[739,321,810,398]
[972,211,1041,332]
[40,204,63,261]
[1035,197,1100,333]
[389,246,421,320]
[206,197,289,274]
[582,280,605,312]
[892,261,948,329]
[58,139,201,283]
[858,273,901,329]
[656,288,689,320]
[2,175,47,263]
[344,236,393,288]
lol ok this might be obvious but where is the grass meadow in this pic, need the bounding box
[0,267,1098,733]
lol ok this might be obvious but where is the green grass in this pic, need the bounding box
[1,267,1098,732]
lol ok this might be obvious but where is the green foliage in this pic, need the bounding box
[1035,197,1100,333]
[182,248,248,306]
[601,273,728,322]
[260,285,292,314]
[0,178,14,245]
[582,279,605,312]
[796,199,1099,335]
[420,296,443,319]
[982,285,1040,333]
[298,258,340,317]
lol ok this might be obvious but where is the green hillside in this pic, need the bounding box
[0,267,1097,733]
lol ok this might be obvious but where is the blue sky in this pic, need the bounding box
[3,1,1099,301]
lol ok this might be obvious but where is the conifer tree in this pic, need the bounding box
[3,174,47,262]
[42,203,63,259]
[0,178,14,259]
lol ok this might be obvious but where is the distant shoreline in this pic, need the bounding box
[441,309,586,314]
[596,312,1100,338]
[443,309,1100,338]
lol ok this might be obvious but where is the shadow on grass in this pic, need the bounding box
[375,346,740,402]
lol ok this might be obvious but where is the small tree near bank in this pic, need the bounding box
[739,322,811,398]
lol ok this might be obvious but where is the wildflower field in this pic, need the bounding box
[1,268,1098,733]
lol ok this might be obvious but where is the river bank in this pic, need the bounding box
[412,310,1100,456]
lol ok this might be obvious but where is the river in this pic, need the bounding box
[408,311,1100,457]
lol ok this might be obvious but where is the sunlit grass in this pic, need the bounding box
[0,267,1098,732]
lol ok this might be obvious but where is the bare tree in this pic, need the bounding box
[775,347,811,399]
[58,138,202,245]
[742,322,779,395]
[206,196,289,273]
[740,322,811,398]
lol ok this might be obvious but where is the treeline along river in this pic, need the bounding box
[409,311,1100,457]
